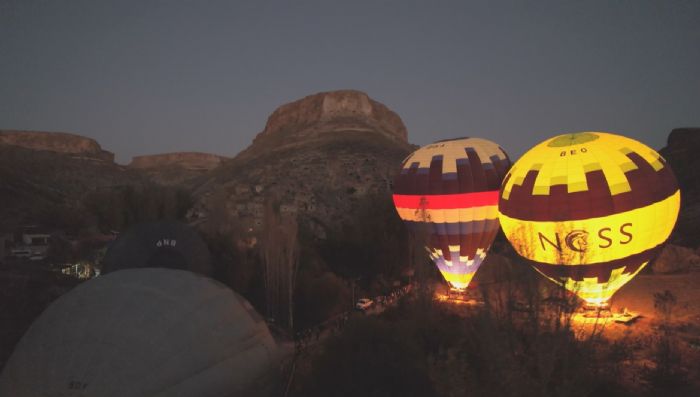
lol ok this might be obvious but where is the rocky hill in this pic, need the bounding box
[0,130,114,162]
[0,138,147,232]
[237,90,407,160]
[129,152,228,170]
[189,90,414,241]
[128,152,229,186]
[660,127,700,247]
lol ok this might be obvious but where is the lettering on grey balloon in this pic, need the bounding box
[68,380,88,390]
[156,239,177,248]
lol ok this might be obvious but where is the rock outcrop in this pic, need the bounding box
[0,130,114,162]
[240,90,407,160]
[190,90,414,239]
[660,128,700,247]
[0,144,147,231]
[650,244,700,274]
[660,128,700,199]
[128,152,228,186]
[129,152,228,170]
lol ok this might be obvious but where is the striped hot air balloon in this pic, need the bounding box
[498,132,680,307]
[393,137,511,290]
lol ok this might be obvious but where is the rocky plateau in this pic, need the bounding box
[128,152,229,186]
[188,90,414,240]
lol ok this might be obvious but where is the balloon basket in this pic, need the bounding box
[434,287,484,306]
[583,301,611,312]
[572,305,641,325]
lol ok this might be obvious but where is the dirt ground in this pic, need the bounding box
[591,270,700,391]
[612,271,700,323]
[569,270,700,349]
[448,262,700,394]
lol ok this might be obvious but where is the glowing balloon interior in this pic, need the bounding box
[393,137,511,290]
[498,132,680,306]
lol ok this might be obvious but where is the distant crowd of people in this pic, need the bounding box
[293,283,414,354]
[293,312,349,353]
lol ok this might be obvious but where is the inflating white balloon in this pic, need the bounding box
[0,268,279,397]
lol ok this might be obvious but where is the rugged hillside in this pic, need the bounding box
[660,127,700,247]
[0,133,149,232]
[189,90,414,240]
[247,90,406,155]
[128,152,229,186]
[0,130,114,162]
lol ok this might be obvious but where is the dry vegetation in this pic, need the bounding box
[286,252,700,397]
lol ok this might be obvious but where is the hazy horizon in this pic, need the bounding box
[1,0,699,163]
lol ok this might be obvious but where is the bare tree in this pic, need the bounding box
[261,201,300,331]
[409,197,432,293]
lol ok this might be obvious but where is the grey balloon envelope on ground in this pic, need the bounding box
[0,268,279,397]
[101,220,213,276]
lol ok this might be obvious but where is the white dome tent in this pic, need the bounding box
[0,268,279,397]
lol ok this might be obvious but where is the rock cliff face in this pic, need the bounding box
[0,144,147,231]
[651,244,700,274]
[129,152,228,170]
[0,130,114,162]
[660,128,700,198]
[240,90,407,159]
[660,128,700,247]
[128,152,229,186]
[190,90,414,239]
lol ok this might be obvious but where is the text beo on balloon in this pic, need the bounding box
[559,147,588,157]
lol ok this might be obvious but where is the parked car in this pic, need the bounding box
[10,249,31,258]
[355,298,374,311]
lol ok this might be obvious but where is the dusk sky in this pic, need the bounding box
[1,0,698,163]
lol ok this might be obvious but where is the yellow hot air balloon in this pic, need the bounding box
[498,132,680,307]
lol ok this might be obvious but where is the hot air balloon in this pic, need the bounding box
[498,132,680,308]
[393,137,511,291]
[0,268,280,397]
[102,220,213,276]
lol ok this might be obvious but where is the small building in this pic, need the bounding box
[2,227,53,261]
[22,233,50,246]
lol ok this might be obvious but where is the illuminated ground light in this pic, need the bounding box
[570,306,641,327]
[433,289,483,306]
